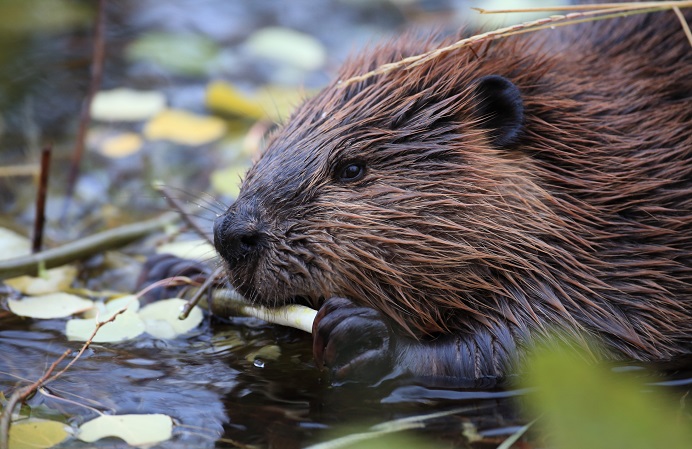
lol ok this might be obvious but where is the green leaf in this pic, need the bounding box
[126,32,219,76]
[523,344,692,449]
[8,419,69,449]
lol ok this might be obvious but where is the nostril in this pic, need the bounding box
[240,231,261,249]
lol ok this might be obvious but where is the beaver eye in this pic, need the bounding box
[337,162,366,182]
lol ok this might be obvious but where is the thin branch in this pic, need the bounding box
[0,212,179,280]
[0,307,128,449]
[0,350,70,449]
[179,267,224,320]
[62,0,107,220]
[32,145,52,253]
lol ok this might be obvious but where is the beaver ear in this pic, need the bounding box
[471,75,524,147]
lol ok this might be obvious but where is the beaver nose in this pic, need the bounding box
[213,207,266,265]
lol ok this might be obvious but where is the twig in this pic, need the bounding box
[0,350,71,449]
[0,307,127,449]
[338,2,692,87]
[154,183,213,244]
[179,267,224,319]
[32,145,52,253]
[61,0,106,220]
[673,6,692,46]
[212,288,317,333]
[0,212,179,280]
[0,165,39,177]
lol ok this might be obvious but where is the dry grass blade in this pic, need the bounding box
[673,6,692,46]
[338,1,692,87]
[474,0,691,14]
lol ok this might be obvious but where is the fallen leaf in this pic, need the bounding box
[144,109,226,146]
[206,81,266,120]
[0,227,30,259]
[90,88,166,121]
[66,308,145,343]
[8,419,69,449]
[78,414,173,446]
[5,265,78,295]
[256,85,308,122]
[210,164,249,198]
[246,344,281,362]
[106,294,140,313]
[156,239,216,262]
[8,292,93,319]
[245,27,326,71]
[126,32,219,76]
[98,132,144,158]
[138,298,203,339]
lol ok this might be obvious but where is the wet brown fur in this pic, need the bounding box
[221,10,692,375]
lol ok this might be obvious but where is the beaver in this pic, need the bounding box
[212,9,692,382]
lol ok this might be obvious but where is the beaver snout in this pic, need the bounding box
[213,204,266,266]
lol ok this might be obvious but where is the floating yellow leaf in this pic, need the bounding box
[256,85,307,122]
[106,294,140,313]
[78,414,173,446]
[66,308,145,343]
[144,109,226,146]
[5,265,78,295]
[206,81,266,120]
[9,292,93,319]
[206,81,310,122]
[138,298,203,339]
[0,227,30,259]
[210,164,248,198]
[99,132,143,158]
[9,419,69,449]
[156,239,216,262]
[90,88,166,121]
[245,27,326,71]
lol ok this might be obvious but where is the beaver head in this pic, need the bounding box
[213,35,564,336]
[214,26,691,360]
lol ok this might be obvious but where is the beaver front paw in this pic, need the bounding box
[312,297,394,383]
[136,253,211,302]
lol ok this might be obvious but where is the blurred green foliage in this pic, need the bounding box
[0,0,90,35]
[523,342,692,449]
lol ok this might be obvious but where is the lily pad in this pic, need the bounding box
[8,292,93,319]
[78,414,173,446]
